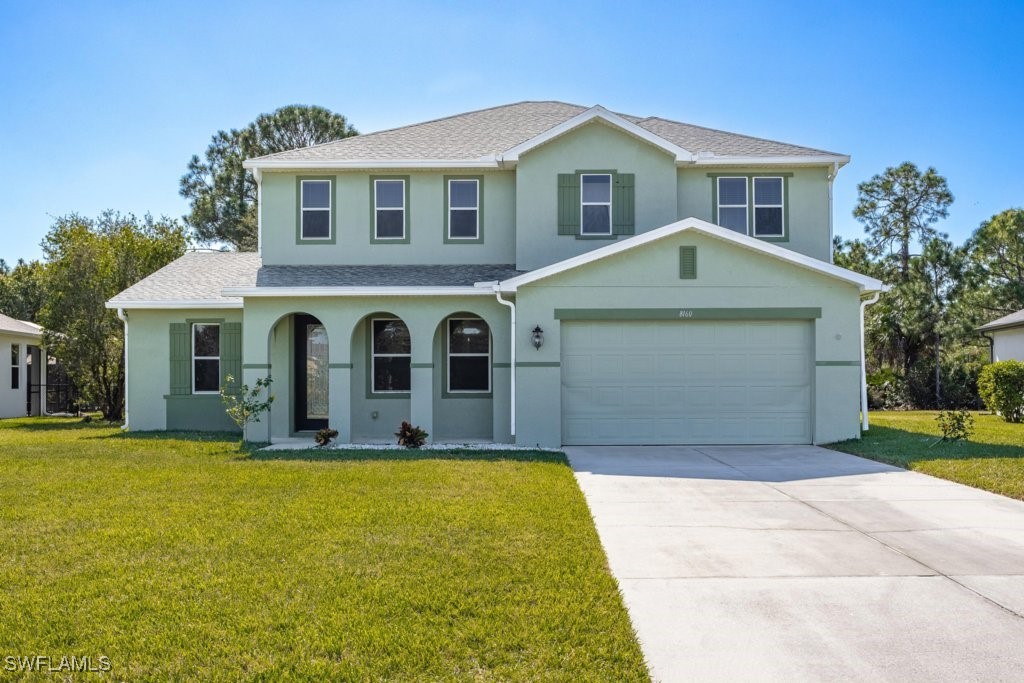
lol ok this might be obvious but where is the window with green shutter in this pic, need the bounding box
[557,170,634,238]
[169,320,241,395]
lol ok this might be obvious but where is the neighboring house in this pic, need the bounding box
[0,313,44,418]
[979,309,1024,362]
[107,101,883,447]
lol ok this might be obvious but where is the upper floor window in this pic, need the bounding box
[447,179,480,240]
[374,179,406,240]
[717,177,748,234]
[300,179,332,240]
[192,323,220,394]
[10,343,19,390]
[448,318,490,393]
[581,173,612,235]
[753,177,784,237]
[372,319,411,393]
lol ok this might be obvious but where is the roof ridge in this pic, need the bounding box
[249,101,588,162]
[637,115,841,157]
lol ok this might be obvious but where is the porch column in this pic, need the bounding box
[328,365,352,443]
[409,363,433,444]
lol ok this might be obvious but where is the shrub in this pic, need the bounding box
[220,375,275,443]
[935,409,974,443]
[977,360,1024,423]
[395,421,429,448]
[314,428,339,448]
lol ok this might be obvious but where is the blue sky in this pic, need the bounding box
[1,1,1021,263]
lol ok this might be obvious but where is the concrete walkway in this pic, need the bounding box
[567,445,1024,683]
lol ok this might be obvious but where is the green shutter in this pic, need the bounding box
[220,322,242,393]
[557,173,580,235]
[679,246,697,279]
[613,173,635,235]
[169,323,191,395]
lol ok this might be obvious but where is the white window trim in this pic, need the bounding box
[447,318,491,394]
[10,343,19,390]
[717,176,749,235]
[371,317,410,394]
[374,179,406,240]
[580,173,613,236]
[192,323,220,395]
[447,178,479,240]
[752,176,785,237]
[300,179,332,241]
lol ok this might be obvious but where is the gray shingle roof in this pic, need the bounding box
[255,264,523,288]
[978,309,1024,332]
[108,252,261,305]
[0,313,42,337]
[107,254,523,305]
[249,101,842,163]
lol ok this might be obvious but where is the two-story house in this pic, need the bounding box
[108,101,883,447]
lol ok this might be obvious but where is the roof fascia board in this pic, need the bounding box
[243,159,499,170]
[977,320,1024,333]
[500,105,693,163]
[497,218,884,293]
[0,329,43,340]
[689,154,850,167]
[220,286,493,297]
[104,300,244,310]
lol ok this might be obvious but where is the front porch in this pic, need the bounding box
[240,297,512,445]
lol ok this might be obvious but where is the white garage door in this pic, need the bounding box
[561,320,812,445]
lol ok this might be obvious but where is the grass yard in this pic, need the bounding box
[0,418,648,682]
[828,411,1024,500]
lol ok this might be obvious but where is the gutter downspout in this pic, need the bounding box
[116,308,129,431]
[860,291,881,431]
[493,286,516,438]
[827,161,839,264]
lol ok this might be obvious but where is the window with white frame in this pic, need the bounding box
[753,177,784,236]
[717,177,748,234]
[300,179,332,239]
[372,319,411,392]
[448,179,479,239]
[580,174,612,235]
[192,323,220,393]
[447,318,490,393]
[374,179,406,239]
[10,343,19,390]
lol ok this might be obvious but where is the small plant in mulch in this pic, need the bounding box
[933,409,975,446]
[395,421,429,448]
[314,428,339,448]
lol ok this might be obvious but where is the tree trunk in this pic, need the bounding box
[934,337,942,408]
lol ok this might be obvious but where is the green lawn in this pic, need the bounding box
[828,411,1024,500]
[0,418,648,682]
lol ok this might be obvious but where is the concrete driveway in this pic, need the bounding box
[567,445,1024,683]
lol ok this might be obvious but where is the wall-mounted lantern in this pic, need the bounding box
[531,325,544,349]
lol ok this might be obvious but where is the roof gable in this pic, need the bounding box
[499,106,692,163]
[493,218,884,293]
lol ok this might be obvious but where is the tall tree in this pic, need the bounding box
[966,208,1024,315]
[0,258,47,322]
[180,105,357,251]
[853,162,954,280]
[39,212,187,421]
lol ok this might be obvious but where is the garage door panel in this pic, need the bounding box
[561,320,812,445]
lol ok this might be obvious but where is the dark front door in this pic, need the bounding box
[294,314,329,432]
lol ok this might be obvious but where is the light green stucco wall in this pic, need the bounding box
[514,121,679,270]
[677,166,833,262]
[260,171,516,266]
[513,230,864,448]
[239,296,511,444]
[124,308,243,432]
